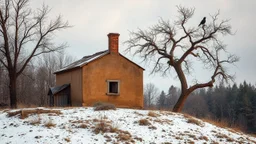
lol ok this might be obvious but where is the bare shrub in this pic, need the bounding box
[93,102,116,111]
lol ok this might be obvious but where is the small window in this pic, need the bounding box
[107,80,120,95]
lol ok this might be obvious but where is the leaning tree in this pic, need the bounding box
[125,6,238,112]
[0,0,70,108]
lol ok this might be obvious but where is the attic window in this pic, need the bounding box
[107,80,120,95]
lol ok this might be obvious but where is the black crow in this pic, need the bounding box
[198,17,206,26]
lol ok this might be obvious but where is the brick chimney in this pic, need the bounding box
[108,33,120,54]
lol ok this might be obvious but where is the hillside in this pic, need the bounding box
[0,107,255,144]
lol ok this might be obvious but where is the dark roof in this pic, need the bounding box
[48,84,70,95]
[54,50,144,74]
[54,50,109,74]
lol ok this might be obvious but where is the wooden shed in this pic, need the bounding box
[52,33,144,108]
[48,84,71,107]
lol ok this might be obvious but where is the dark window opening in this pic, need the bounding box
[109,82,118,93]
[107,80,120,95]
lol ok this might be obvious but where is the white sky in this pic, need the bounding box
[31,0,256,92]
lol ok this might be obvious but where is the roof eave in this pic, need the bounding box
[119,54,145,70]
[54,66,80,74]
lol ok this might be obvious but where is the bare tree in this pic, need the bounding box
[144,83,159,108]
[125,6,238,112]
[35,51,76,106]
[0,0,70,108]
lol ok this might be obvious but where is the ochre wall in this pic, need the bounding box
[56,68,83,106]
[82,53,143,108]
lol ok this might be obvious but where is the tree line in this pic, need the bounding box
[0,51,75,107]
[144,82,256,133]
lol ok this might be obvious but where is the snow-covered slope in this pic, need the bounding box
[0,107,255,144]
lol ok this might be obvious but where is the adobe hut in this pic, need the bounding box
[49,33,144,108]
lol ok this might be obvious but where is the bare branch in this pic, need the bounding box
[125,6,238,112]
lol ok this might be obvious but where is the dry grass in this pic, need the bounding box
[138,119,151,126]
[148,111,160,117]
[7,110,20,117]
[175,136,183,140]
[44,120,56,128]
[94,121,109,134]
[202,118,254,136]
[109,123,119,133]
[134,136,143,142]
[215,133,230,138]
[93,102,116,111]
[187,118,204,127]
[116,130,132,142]
[64,137,71,142]
[133,111,144,116]
[93,116,112,134]
[78,123,88,129]
[7,108,62,119]
[188,134,197,140]
[215,133,235,142]
[187,139,195,144]
[202,118,229,129]
[154,118,172,125]
[117,133,131,141]
[148,125,157,130]
[159,111,175,116]
[92,116,136,142]
[199,136,209,141]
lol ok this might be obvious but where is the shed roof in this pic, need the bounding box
[48,84,70,96]
[54,50,144,74]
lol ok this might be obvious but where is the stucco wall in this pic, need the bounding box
[56,68,82,106]
[82,53,143,108]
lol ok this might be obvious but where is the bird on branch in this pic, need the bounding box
[198,17,206,27]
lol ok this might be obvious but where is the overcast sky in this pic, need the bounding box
[32,0,256,92]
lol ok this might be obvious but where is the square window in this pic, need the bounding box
[107,80,120,95]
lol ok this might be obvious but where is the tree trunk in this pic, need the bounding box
[9,74,17,108]
[172,92,188,112]
[172,64,189,112]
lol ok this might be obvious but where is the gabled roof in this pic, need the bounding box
[48,84,70,96]
[54,50,144,74]
[54,50,109,74]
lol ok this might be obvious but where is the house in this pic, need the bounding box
[49,33,144,108]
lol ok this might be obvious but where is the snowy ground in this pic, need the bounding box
[0,107,255,144]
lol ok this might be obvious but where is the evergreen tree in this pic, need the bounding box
[158,91,166,109]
